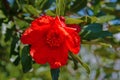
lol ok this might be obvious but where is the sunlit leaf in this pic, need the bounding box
[23,4,40,17]
[66,18,83,24]
[90,16,97,23]
[56,0,65,16]
[96,15,115,23]
[46,10,55,16]
[0,10,6,19]
[80,16,92,24]
[14,17,29,28]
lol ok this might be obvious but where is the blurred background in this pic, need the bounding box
[0,0,120,80]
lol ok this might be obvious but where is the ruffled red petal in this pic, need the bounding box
[21,15,53,44]
[65,27,80,54]
[31,15,53,29]
[20,28,43,44]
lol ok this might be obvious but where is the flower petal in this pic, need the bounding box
[31,15,53,30]
[30,38,68,68]
[21,16,53,44]
[65,27,80,54]
[20,28,34,44]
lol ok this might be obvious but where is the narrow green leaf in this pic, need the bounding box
[103,67,120,74]
[14,17,29,28]
[21,46,32,73]
[95,69,100,80]
[66,18,83,24]
[69,53,90,74]
[83,23,102,32]
[96,15,115,23]
[81,31,113,40]
[56,0,60,16]
[23,4,40,17]
[81,23,113,40]
[35,0,54,10]
[71,0,87,12]
[59,0,65,16]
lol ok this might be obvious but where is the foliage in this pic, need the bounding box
[0,0,120,80]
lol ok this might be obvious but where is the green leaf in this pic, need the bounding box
[81,31,112,40]
[96,15,115,23]
[56,0,65,16]
[10,55,20,66]
[10,35,20,56]
[10,35,20,66]
[83,23,102,32]
[81,23,113,40]
[36,0,54,10]
[92,0,101,15]
[0,10,6,19]
[101,7,120,18]
[103,67,120,74]
[51,68,60,80]
[69,54,78,70]
[69,52,90,74]
[14,17,29,28]
[66,18,83,24]
[80,16,92,24]
[71,0,87,12]
[95,69,100,80]
[21,46,32,73]
[4,21,15,42]
[90,16,97,23]
[46,10,56,16]
[4,28,13,42]
[23,4,40,17]
[94,47,120,59]
[13,55,20,65]
[108,25,120,33]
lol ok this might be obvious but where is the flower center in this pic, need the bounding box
[46,30,63,48]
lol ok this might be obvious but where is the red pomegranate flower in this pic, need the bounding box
[21,15,80,69]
